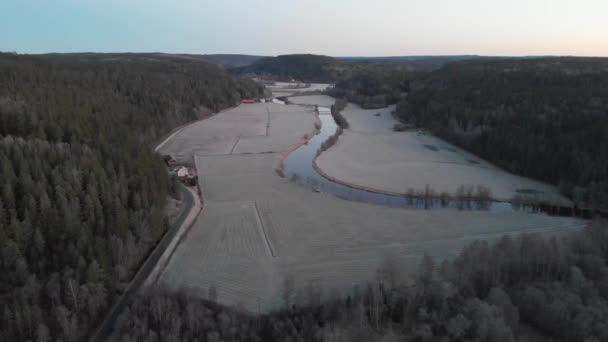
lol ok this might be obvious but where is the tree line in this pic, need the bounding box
[330,57,608,209]
[328,63,416,109]
[396,58,608,209]
[0,52,264,341]
[115,219,608,341]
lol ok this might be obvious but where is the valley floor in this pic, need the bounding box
[315,102,572,205]
[154,98,584,312]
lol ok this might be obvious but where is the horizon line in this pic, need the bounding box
[2,51,608,59]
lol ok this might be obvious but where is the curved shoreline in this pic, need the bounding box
[275,109,321,174]
[277,103,591,216]
[312,156,406,197]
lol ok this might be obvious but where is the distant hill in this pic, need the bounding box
[231,54,350,83]
[197,54,266,68]
[338,55,481,71]
[39,52,266,68]
[339,55,481,64]
[230,54,476,83]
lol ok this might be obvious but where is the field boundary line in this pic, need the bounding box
[266,105,271,136]
[229,136,241,154]
[145,186,202,287]
[254,201,276,257]
[154,105,237,153]
[148,206,203,286]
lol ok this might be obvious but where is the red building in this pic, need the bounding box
[241,99,255,104]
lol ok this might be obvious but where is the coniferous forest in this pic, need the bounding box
[0,53,264,341]
[331,57,608,209]
[2,53,608,341]
[397,58,608,209]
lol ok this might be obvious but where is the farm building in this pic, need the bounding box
[168,165,198,186]
[176,166,189,178]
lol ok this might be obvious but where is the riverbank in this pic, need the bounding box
[315,103,572,206]
[155,98,586,313]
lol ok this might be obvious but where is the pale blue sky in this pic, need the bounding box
[1,0,607,56]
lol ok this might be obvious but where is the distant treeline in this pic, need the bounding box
[397,58,608,209]
[0,53,264,341]
[329,64,416,109]
[115,219,608,341]
[233,54,433,85]
[232,54,345,83]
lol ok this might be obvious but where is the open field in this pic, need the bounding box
[287,95,336,107]
[156,100,583,313]
[158,151,584,312]
[316,103,571,205]
[157,103,317,160]
[268,82,333,92]
[268,82,333,99]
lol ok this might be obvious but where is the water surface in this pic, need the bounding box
[282,108,516,212]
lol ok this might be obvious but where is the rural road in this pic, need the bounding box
[90,185,198,342]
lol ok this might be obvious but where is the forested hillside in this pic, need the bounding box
[328,63,416,109]
[233,54,435,86]
[198,54,266,68]
[115,220,608,341]
[397,58,608,209]
[232,54,348,83]
[0,52,263,341]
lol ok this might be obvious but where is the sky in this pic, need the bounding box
[1,0,607,57]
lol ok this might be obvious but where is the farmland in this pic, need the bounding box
[159,151,583,311]
[156,97,585,312]
[287,94,336,107]
[267,82,333,99]
[315,102,572,205]
[157,103,318,160]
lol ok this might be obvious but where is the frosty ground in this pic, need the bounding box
[267,82,333,99]
[315,102,571,205]
[156,97,584,313]
[157,103,318,160]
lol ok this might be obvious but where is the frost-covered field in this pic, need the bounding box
[158,152,584,311]
[156,101,582,313]
[268,82,333,99]
[287,95,336,107]
[157,103,317,159]
[316,103,571,205]
[268,82,333,92]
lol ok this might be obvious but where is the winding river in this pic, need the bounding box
[281,107,517,212]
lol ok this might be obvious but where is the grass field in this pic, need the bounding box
[268,82,333,100]
[287,95,336,107]
[155,99,584,313]
[158,151,584,312]
[315,103,571,205]
[157,103,317,159]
